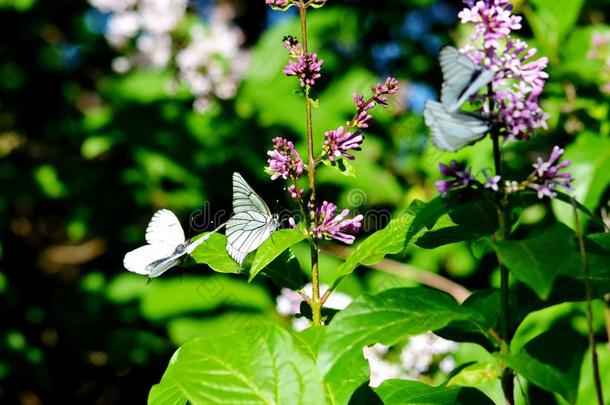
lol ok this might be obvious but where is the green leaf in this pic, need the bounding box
[525,0,584,59]
[374,380,494,405]
[150,325,326,405]
[407,191,498,250]
[322,158,356,177]
[318,288,486,404]
[496,323,586,403]
[190,233,240,274]
[149,361,187,405]
[249,227,307,281]
[415,226,480,249]
[255,248,306,290]
[136,275,273,321]
[447,360,502,389]
[436,289,501,350]
[492,223,580,299]
[330,207,418,290]
[552,133,610,227]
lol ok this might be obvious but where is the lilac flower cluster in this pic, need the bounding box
[435,161,476,196]
[324,126,363,161]
[527,146,574,198]
[436,146,574,200]
[459,0,548,141]
[266,137,304,181]
[587,32,610,95]
[311,201,363,244]
[266,0,292,9]
[282,36,324,88]
[323,77,399,161]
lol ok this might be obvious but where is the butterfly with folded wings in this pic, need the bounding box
[225,172,279,266]
[424,46,495,152]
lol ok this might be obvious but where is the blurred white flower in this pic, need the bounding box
[275,283,352,331]
[89,0,137,13]
[363,333,458,387]
[400,333,458,378]
[139,0,187,34]
[106,11,140,47]
[137,33,172,68]
[363,343,402,387]
[88,0,249,110]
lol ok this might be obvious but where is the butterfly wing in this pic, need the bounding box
[232,172,273,216]
[145,209,185,247]
[123,244,177,276]
[226,172,276,266]
[440,46,494,112]
[424,100,490,152]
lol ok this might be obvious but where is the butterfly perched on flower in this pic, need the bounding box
[226,172,279,266]
[424,46,494,152]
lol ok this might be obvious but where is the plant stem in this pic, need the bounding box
[572,198,605,405]
[489,83,514,405]
[298,1,322,326]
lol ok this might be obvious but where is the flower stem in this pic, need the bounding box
[572,197,605,405]
[298,1,322,326]
[489,84,514,405]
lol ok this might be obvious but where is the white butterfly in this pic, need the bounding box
[123,209,223,278]
[424,100,490,152]
[226,172,279,266]
[439,46,494,113]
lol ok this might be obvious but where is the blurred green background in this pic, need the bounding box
[2,0,610,403]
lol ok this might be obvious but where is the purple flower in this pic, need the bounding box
[266,0,293,9]
[311,201,363,244]
[458,0,521,50]
[435,160,476,196]
[266,137,304,180]
[587,32,610,95]
[324,126,364,161]
[284,53,324,87]
[287,184,304,200]
[372,77,400,107]
[283,35,303,57]
[353,93,375,128]
[458,1,548,141]
[483,170,501,191]
[528,145,574,199]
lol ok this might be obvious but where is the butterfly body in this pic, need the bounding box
[226,172,278,266]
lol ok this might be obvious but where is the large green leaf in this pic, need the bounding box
[249,227,307,281]
[318,288,487,404]
[493,223,579,299]
[330,206,418,290]
[190,233,240,274]
[150,325,326,405]
[374,380,493,405]
[255,248,306,290]
[496,323,586,403]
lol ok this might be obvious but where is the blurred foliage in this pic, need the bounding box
[2,0,610,403]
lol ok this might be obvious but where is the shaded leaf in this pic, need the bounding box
[249,227,307,281]
[374,380,493,405]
